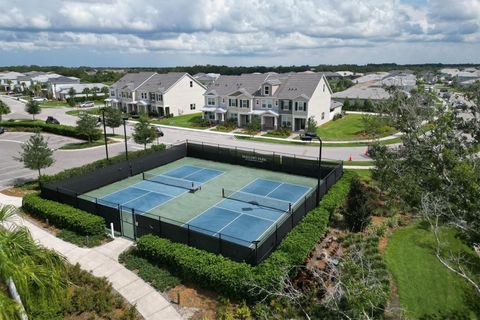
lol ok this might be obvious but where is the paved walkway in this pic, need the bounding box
[0,193,182,320]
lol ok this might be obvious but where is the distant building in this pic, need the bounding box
[107,72,206,117]
[332,87,391,104]
[193,73,220,87]
[51,83,108,100]
[201,72,332,131]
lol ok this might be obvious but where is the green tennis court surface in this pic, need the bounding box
[82,157,316,245]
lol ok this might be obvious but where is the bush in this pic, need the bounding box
[135,171,355,301]
[0,120,88,140]
[40,144,166,184]
[344,177,372,232]
[265,127,291,137]
[22,193,105,235]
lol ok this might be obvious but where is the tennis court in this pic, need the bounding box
[96,165,223,212]
[187,178,311,245]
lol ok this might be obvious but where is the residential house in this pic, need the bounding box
[106,72,206,117]
[52,83,108,100]
[193,73,220,86]
[331,86,391,104]
[201,72,332,131]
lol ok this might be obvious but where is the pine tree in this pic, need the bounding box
[344,177,372,232]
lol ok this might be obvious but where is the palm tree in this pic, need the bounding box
[0,205,68,320]
[82,88,91,101]
[101,86,109,96]
[67,87,76,107]
[0,100,10,122]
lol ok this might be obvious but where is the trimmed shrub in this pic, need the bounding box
[136,171,355,300]
[22,193,105,235]
[1,120,87,140]
[40,144,166,184]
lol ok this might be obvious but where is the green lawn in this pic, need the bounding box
[317,114,396,141]
[66,107,101,116]
[385,223,479,319]
[344,168,372,180]
[236,135,401,147]
[151,113,210,129]
[59,140,117,150]
[39,100,69,108]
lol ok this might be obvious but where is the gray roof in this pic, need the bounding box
[110,72,156,91]
[206,72,325,99]
[206,73,269,96]
[48,76,80,84]
[332,87,390,100]
[137,72,187,93]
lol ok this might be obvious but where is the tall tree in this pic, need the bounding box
[370,86,480,295]
[67,87,76,107]
[82,87,91,101]
[343,97,350,110]
[15,132,54,177]
[24,100,41,120]
[101,86,109,96]
[104,107,122,135]
[76,113,101,143]
[344,177,372,232]
[0,204,67,320]
[132,116,156,150]
[0,100,10,121]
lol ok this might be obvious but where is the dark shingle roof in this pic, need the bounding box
[137,72,187,93]
[110,72,156,91]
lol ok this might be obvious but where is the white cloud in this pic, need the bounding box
[0,0,478,64]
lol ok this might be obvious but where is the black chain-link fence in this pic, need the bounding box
[40,140,343,265]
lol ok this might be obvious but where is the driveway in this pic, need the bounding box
[0,131,142,190]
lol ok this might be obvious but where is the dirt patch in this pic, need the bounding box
[167,284,219,320]
[384,277,403,319]
[1,187,35,197]
[378,235,389,253]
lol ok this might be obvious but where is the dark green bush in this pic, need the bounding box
[136,171,355,300]
[40,144,166,184]
[1,120,87,140]
[22,193,105,235]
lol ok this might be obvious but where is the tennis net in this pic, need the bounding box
[222,188,291,212]
[143,172,200,191]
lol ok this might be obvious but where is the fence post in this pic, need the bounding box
[75,192,79,208]
[158,216,162,237]
[187,224,190,245]
[219,233,222,254]
[132,209,137,241]
[275,224,278,245]
[254,241,259,265]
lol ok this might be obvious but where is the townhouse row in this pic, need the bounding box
[106,71,339,131]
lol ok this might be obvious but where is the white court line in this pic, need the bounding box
[258,177,316,189]
[264,182,285,198]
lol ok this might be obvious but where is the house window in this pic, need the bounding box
[261,100,266,109]
[281,115,292,127]
[297,101,307,111]
[228,98,237,107]
[241,100,249,108]
[230,113,238,121]
[321,112,325,120]
[190,81,193,87]
[323,84,325,92]
[190,103,196,110]
[207,97,216,106]
[264,86,270,95]
[110,90,115,96]
[282,100,291,111]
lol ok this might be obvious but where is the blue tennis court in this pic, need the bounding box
[187,178,311,246]
[98,165,223,213]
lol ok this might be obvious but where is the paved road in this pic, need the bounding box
[1,95,372,162]
[0,132,143,189]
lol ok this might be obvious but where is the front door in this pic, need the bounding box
[158,107,164,117]
[294,118,306,131]
[263,116,274,130]
[165,107,170,117]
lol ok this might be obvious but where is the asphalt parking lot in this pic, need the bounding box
[0,132,81,189]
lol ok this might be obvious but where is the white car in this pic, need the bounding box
[32,97,47,102]
[79,101,95,108]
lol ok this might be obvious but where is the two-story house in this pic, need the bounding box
[201,72,332,131]
[106,72,206,116]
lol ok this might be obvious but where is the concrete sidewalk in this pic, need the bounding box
[0,193,182,320]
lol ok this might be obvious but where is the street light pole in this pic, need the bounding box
[316,136,323,204]
[122,117,129,161]
[101,108,109,160]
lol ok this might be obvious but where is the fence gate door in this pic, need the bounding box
[120,207,136,240]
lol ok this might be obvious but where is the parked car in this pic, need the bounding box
[32,97,48,102]
[152,127,164,137]
[0,127,5,134]
[46,116,60,125]
[79,101,95,108]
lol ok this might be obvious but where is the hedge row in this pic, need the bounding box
[22,193,105,236]
[1,120,86,140]
[40,144,166,184]
[136,171,355,300]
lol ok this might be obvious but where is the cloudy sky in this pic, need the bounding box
[0,0,479,67]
